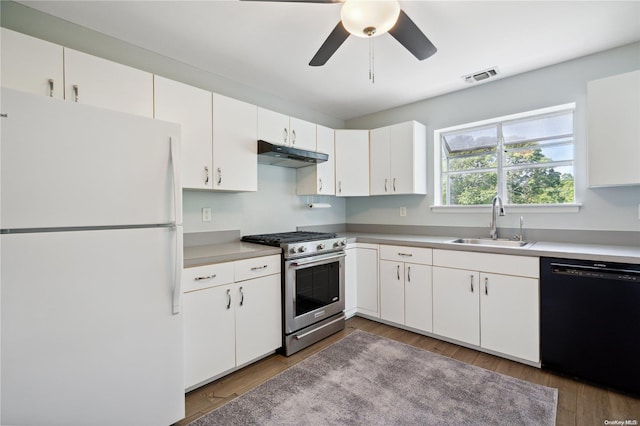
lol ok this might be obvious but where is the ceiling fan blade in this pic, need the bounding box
[309,21,350,66]
[388,9,437,61]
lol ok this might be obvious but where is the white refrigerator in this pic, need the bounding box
[1,88,185,425]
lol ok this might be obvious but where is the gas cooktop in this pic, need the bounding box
[241,231,337,247]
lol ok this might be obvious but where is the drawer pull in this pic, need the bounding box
[251,265,268,271]
[194,274,216,281]
[398,252,413,257]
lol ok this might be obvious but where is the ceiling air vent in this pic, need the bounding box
[463,67,499,83]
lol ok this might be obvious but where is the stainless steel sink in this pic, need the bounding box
[449,238,533,248]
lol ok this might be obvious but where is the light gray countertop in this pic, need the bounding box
[184,232,640,268]
[184,242,281,268]
[343,232,640,264]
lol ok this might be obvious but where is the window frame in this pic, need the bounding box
[433,103,581,213]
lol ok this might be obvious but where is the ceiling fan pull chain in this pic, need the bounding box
[368,36,375,84]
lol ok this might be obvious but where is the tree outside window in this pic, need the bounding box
[438,105,575,206]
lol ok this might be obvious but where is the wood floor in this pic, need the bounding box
[175,316,640,426]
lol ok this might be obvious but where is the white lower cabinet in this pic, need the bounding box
[432,267,480,346]
[379,245,433,332]
[183,255,281,390]
[344,244,358,318]
[432,249,540,363]
[354,244,379,318]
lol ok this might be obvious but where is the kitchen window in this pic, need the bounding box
[434,104,576,209]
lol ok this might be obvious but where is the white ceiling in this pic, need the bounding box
[18,1,640,120]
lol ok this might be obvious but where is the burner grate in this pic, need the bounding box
[241,231,337,246]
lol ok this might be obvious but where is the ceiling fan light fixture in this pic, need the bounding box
[340,0,401,38]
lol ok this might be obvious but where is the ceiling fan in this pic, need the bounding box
[242,0,437,67]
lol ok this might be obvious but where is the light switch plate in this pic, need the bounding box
[202,207,212,222]
[400,207,407,217]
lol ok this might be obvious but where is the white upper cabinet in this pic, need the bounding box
[1,28,64,99]
[296,124,336,195]
[369,121,427,195]
[335,129,370,197]
[212,94,258,192]
[587,70,640,187]
[64,48,154,118]
[257,107,316,150]
[154,76,213,190]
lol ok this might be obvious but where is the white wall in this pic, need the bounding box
[346,42,640,232]
[183,165,345,234]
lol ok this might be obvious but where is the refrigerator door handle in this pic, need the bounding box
[170,137,184,315]
[170,137,183,226]
[172,225,183,315]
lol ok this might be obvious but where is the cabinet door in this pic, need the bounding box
[587,71,640,186]
[405,263,433,332]
[344,247,358,317]
[183,285,235,389]
[235,274,282,366]
[154,76,213,190]
[480,273,539,362]
[432,267,480,346]
[1,28,64,99]
[356,247,379,317]
[390,121,427,195]
[64,48,153,117]
[335,129,370,196]
[380,260,405,324]
[296,124,335,195]
[290,117,316,151]
[257,107,290,146]
[212,94,258,192]
[369,126,391,195]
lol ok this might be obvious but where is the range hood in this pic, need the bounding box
[257,140,328,168]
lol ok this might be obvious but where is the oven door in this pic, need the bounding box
[284,251,345,334]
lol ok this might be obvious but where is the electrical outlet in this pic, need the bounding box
[400,206,407,217]
[202,207,212,222]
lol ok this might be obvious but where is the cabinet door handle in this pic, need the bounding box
[48,79,54,97]
[338,181,342,194]
[407,266,411,283]
[239,286,244,307]
[319,178,323,192]
[194,274,216,281]
[396,265,400,281]
[291,129,296,145]
[226,289,231,310]
[384,178,388,192]
[283,128,288,144]
[485,277,489,295]
[217,167,222,186]
[470,275,474,293]
[393,177,397,192]
[204,166,209,184]
[250,265,268,271]
[72,85,79,102]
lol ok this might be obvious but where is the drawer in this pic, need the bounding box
[183,261,234,293]
[433,249,539,278]
[379,245,432,265]
[235,254,281,282]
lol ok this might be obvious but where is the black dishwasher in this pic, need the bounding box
[540,257,640,396]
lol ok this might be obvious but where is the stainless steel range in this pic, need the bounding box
[241,231,346,355]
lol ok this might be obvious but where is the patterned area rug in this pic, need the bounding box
[189,330,557,425]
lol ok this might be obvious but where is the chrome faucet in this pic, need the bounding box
[489,195,505,240]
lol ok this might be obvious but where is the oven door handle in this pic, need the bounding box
[289,252,345,266]
[294,314,346,340]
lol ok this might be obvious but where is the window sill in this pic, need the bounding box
[430,203,582,214]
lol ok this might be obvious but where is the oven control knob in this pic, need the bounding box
[333,241,341,248]
[317,243,326,250]
[298,246,307,253]
[289,246,297,254]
